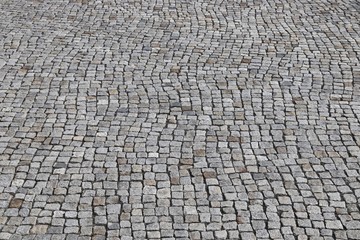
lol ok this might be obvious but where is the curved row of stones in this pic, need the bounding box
[0,0,360,239]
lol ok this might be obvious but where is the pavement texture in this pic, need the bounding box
[0,0,360,239]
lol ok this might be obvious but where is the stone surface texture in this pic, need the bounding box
[0,0,360,239]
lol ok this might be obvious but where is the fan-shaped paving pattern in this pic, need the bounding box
[0,0,360,239]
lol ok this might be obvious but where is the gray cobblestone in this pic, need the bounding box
[0,0,360,239]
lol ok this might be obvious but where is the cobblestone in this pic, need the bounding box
[1,0,360,239]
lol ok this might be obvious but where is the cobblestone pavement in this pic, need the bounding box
[0,0,360,239]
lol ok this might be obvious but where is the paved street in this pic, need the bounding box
[0,0,360,239]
